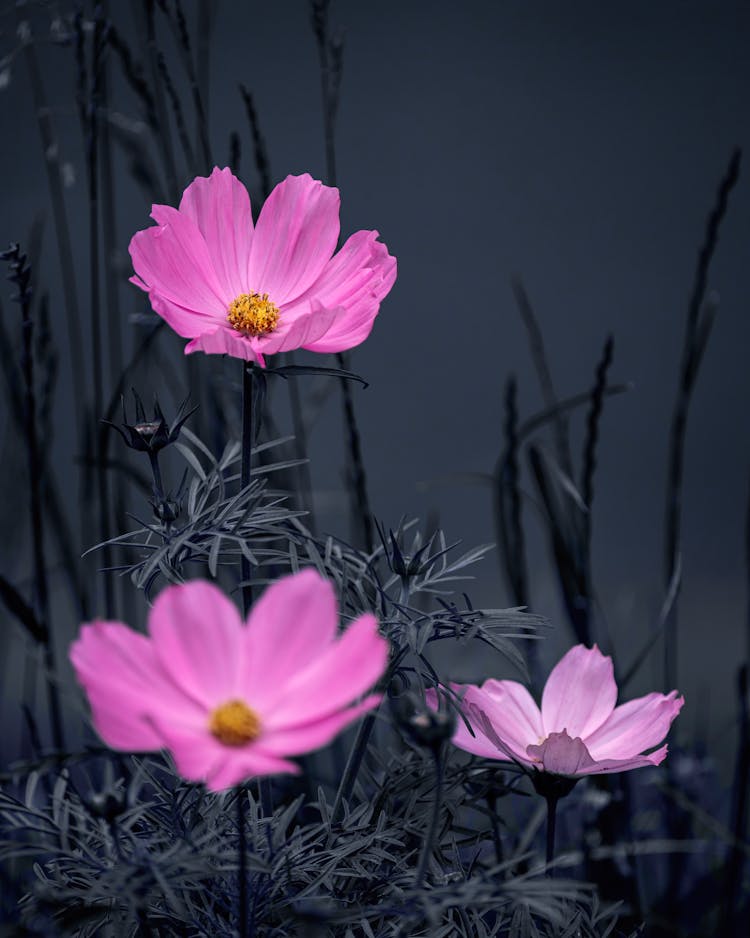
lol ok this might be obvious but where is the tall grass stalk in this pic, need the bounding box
[162,0,213,172]
[2,245,64,752]
[18,14,86,425]
[311,0,375,553]
[663,147,741,690]
[76,12,114,616]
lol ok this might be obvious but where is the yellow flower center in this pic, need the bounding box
[208,699,262,746]
[227,292,280,337]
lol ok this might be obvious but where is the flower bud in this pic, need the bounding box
[392,690,456,751]
[104,390,195,455]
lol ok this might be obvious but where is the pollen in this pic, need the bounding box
[227,292,280,337]
[208,699,262,746]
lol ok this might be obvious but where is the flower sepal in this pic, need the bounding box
[529,768,580,802]
[103,390,196,455]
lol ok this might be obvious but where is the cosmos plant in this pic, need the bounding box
[129,168,397,367]
[70,570,388,792]
[436,644,684,779]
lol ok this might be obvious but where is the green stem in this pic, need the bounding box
[545,795,558,871]
[240,364,254,615]
[415,750,444,889]
[148,451,165,503]
[236,786,248,938]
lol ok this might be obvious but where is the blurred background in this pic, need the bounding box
[1,0,749,778]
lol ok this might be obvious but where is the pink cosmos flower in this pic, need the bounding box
[430,644,684,778]
[69,570,388,792]
[128,167,396,367]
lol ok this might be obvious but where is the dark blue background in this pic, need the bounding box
[1,0,749,767]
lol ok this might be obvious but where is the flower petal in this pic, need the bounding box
[572,743,669,776]
[241,569,337,708]
[258,694,381,756]
[527,731,596,776]
[585,692,684,761]
[299,230,397,354]
[148,580,245,708]
[541,644,617,739]
[481,679,544,749]
[184,325,266,364]
[156,723,226,782]
[429,684,535,763]
[129,204,229,316]
[150,718,299,791]
[178,167,254,300]
[148,290,217,338]
[256,300,341,355]
[69,621,202,751]
[206,749,300,792]
[263,613,388,727]
[248,174,340,304]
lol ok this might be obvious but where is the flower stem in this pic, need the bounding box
[240,363,254,616]
[487,786,504,865]
[236,785,248,938]
[331,709,377,825]
[330,651,406,827]
[239,365,272,818]
[545,794,559,872]
[148,451,165,503]
[415,749,444,890]
[336,351,375,553]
